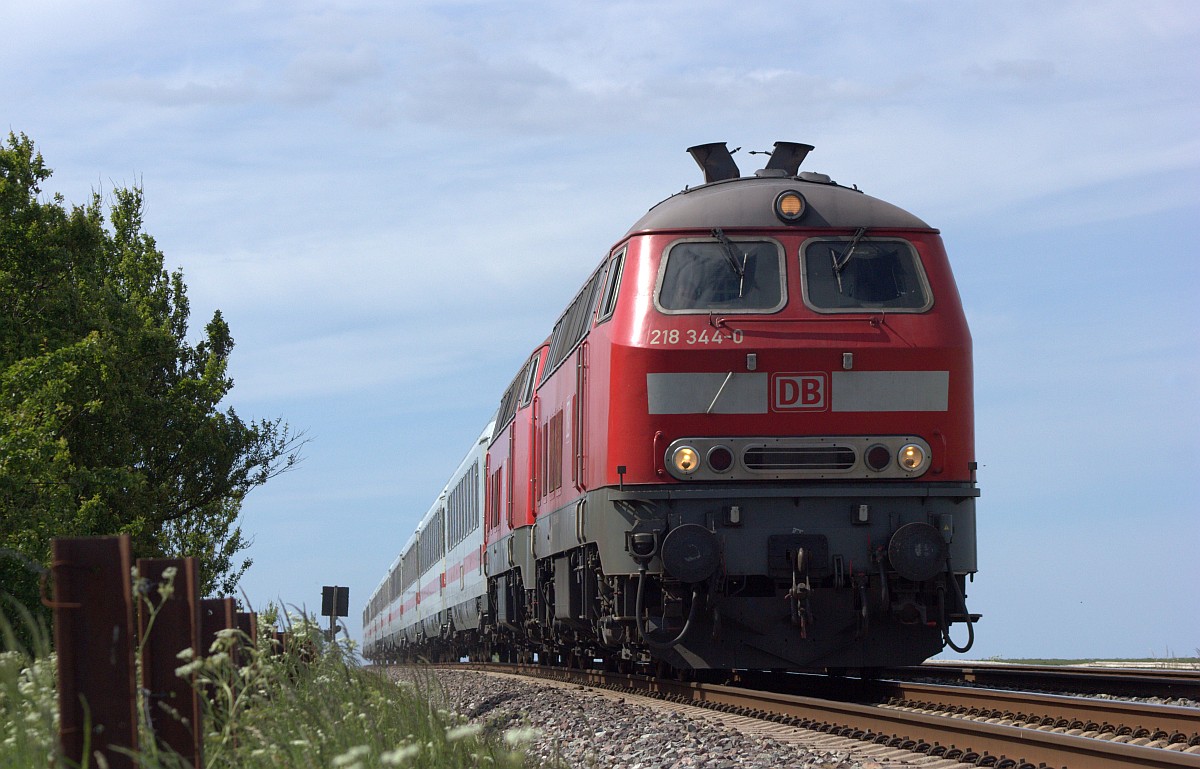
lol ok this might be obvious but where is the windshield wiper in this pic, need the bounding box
[832,227,867,293]
[711,228,747,298]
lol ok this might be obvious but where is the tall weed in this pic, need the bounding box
[2,584,534,768]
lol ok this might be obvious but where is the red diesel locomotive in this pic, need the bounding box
[364,142,980,672]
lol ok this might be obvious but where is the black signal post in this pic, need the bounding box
[321,585,349,641]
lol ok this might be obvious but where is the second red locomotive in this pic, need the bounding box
[365,141,980,672]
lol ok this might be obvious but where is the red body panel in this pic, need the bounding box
[485,346,547,543]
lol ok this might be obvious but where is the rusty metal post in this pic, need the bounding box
[200,596,244,668]
[136,557,202,768]
[198,596,239,745]
[199,597,236,654]
[235,611,257,653]
[50,535,138,769]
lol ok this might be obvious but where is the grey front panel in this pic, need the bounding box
[647,373,768,414]
[646,370,950,414]
[831,371,949,412]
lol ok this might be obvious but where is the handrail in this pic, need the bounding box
[708,312,886,329]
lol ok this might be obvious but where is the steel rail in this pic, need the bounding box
[868,679,1200,744]
[887,663,1200,702]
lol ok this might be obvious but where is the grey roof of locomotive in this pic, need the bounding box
[625,172,932,235]
[626,141,932,234]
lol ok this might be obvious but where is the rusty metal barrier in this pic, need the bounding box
[48,535,287,767]
[136,556,203,769]
[49,535,139,769]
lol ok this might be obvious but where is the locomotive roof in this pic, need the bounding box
[625,142,931,234]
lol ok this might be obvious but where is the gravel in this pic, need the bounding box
[392,668,892,769]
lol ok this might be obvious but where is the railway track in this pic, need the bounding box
[452,662,1200,768]
[883,662,1200,702]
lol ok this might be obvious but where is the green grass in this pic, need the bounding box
[2,598,536,769]
[1,597,58,768]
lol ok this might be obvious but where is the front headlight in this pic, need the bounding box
[897,443,927,472]
[670,445,700,475]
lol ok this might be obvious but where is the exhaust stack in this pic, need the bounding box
[687,142,740,183]
[762,141,814,176]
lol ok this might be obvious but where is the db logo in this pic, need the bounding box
[772,373,827,411]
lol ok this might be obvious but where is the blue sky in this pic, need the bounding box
[5,1,1197,660]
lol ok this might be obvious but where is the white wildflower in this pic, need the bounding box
[156,567,177,600]
[380,744,421,765]
[445,723,483,742]
[174,660,204,678]
[503,726,541,746]
[0,650,23,674]
[175,647,195,661]
[332,745,370,767]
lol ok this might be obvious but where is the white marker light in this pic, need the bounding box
[897,443,927,472]
[671,446,700,475]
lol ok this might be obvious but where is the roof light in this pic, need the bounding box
[774,190,806,223]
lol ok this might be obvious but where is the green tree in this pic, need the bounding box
[0,132,302,621]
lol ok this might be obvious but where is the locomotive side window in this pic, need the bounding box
[519,349,541,406]
[493,350,541,440]
[596,248,626,323]
[486,466,503,530]
[546,266,605,373]
[801,236,933,312]
[656,238,785,313]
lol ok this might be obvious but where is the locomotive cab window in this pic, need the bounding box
[801,236,932,312]
[656,238,785,313]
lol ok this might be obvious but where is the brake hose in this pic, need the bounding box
[634,563,702,649]
[938,562,975,654]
